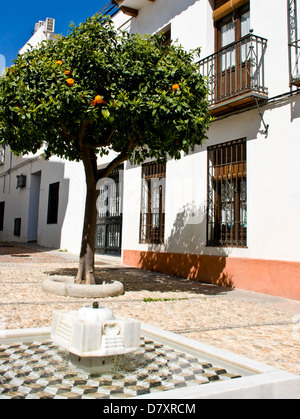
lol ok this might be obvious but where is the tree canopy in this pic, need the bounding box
[0,14,211,168]
[0,14,212,284]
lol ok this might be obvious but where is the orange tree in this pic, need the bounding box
[0,15,211,284]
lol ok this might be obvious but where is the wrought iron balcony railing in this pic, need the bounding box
[97,1,120,17]
[289,39,300,86]
[199,33,268,113]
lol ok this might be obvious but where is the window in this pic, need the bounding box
[14,218,21,236]
[140,162,166,244]
[219,9,250,67]
[207,139,247,247]
[47,182,59,224]
[215,2,251,98]
[0,202,4,231]
[0,146,5,165]
[216,5,250,50]
[95,165,123,255]
[161,28,171,46]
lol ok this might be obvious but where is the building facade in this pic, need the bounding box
[0,18,88,251]
[113,0,300,300]
[0,1,300,300]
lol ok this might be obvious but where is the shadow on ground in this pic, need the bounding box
[0,241,233,296]
[0,242,37,256]
[46,266,233,296]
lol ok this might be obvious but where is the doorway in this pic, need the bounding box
[95,165,123,255]
[27,171,41,242]
[215,3,250,100]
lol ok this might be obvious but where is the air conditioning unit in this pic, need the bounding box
[45,18,55,33]
[34,20,45,33]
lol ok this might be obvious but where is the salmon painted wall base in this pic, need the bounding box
[123,250,300,301]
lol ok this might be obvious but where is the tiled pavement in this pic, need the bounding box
[0,336,242,399]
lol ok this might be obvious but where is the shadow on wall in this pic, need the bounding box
[291,93,300,121]
[138,202,234,289]
[130,0,200,37]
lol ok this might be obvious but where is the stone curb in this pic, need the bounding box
[41,275,124,298]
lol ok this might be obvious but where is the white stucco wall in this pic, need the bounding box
[119,0,300,264]
[19,23,56,55]
[0,153,86,254]
[122,94,300,263]
[129,0,214,56]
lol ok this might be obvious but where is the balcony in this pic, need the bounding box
[112,0,155,17]
[98,1,120,17]
[199,33,268,116]
[289,40,300,87]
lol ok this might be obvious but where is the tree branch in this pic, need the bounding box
[78,120,91,149]
[82,128,116,149]
[97,135,139,180]
[60,122,77,142]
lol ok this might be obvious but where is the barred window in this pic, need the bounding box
[207,139,247,247]
[140,162,166,244]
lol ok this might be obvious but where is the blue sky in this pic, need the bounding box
[0,0,112,73]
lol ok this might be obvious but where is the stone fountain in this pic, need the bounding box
[1,318,300,398]
[51,302,141,373]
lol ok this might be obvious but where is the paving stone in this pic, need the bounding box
[202,372,220,381]
[99,376,113,386]
[54,391,82,399]
[78,385,101,394]
[181,371,196,381]
[172,378,187,388]
[127,385,151,395]
[124,376,137,386]
[144,376,162,388]
[137,369,149,380]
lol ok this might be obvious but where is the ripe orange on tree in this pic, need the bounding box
[95,95,104,104]
[172,84,180,91]
[56,60,63,65]
[66,78,74,87]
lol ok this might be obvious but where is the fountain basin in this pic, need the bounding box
[0,324,299,399]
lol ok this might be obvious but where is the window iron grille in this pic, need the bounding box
[288,0,300,86]
[207,139,247,247]
[140,162,166,244]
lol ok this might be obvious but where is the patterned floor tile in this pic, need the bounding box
[0,336,244,399]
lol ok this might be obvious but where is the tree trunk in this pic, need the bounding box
[74,137,132,284]
[75,148,99,285]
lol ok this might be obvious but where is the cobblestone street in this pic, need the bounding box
[0,242,300,377]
